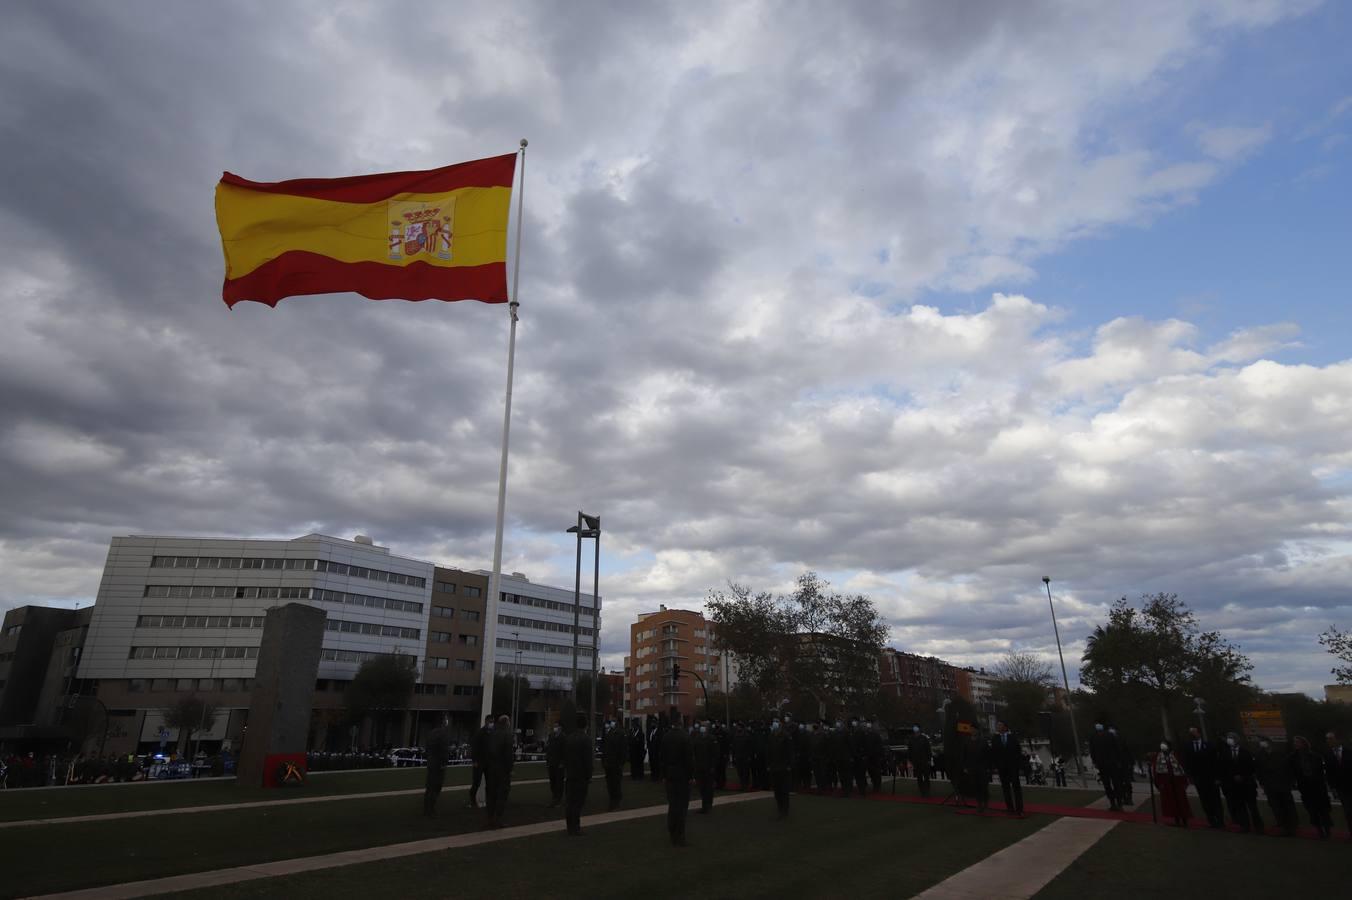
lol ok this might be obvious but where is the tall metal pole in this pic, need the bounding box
[571,510,582,692]
[510,631,521,733]
[1043,576,1085,782]
[588,521,600,738]
[478,139,528,727]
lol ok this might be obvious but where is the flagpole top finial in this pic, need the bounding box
[519,138,528,149]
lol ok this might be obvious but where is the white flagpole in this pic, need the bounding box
[478,139,527,732]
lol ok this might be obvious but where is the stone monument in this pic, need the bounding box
[236,602,325,787]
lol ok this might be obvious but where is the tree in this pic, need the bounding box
[491,673,532,720]
[706,571,888,719]
[1319,626,1352,684]
[991,651,1054,735]
[161,695,218,754]
[1080,593,1253,741]
[345,654,416,747]
[572,673,613,719]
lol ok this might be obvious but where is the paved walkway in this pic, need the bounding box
[23,792,772,900]
[911,816,1118,899]
[0,778,548,830]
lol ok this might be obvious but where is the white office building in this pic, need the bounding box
[491,572,598,689]
[79,533,434,686]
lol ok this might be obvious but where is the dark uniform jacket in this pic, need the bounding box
[692,732,718,779]
[1180,738,1217,784]
[1089,730,1122,772]
[662,726,694,782]
[485,728,514,778]
[1216,744,1258,790]
[602,728,626,771]
[767,729,795,773]
[563,729,593,782]
[471,725,492,766]
[908,733,932,771]
[425,727,450,770]
[989,732,1022,775]
[545,731,564,769]
[1324,743,1352,793]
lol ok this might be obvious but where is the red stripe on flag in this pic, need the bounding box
[219,153,517,204]
[222,252,509,308]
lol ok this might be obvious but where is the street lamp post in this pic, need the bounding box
[1043,576,1086,784]
[511,631,522,733]
[566,512,601,737]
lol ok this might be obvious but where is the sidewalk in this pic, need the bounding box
[0,778,547,830]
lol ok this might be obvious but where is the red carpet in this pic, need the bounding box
[722,782,1349,842]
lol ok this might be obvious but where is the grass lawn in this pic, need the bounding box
[0,762,544,822]
[172,791,1061,900]
[1,770,604,899]
[1034,818,1352,898]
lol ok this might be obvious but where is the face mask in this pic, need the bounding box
[700,726,708,735]
[1094,724,1104,732]
[1108,728,1117,735]
[1258,742,1269,750]
[912,726,920,733]
[1159,743,1169,752]
[1226,737,1236,747]
[771,722,780,732]
[836,721,843,729]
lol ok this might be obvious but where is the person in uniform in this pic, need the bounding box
[811,722,830,793]
[1216,731,1264,833]
[1290,735,1334,839]
[1109,726,1134,807]
[1254,737,1296,836]
[1324,731,1352,837]
[629,720,646,781]
[752,720,769,790]
[1181,727,1224,828]
[909,724,933,797]
[828,720,851,796]
[714,722,730,790]
[865,720,885,793]
[848,719,868,797]
[422,715,450,817]
[794,719,814,790]
[692,720,717,814]
[545,722,565,808]
[468,713,494,808]
[602,718,626,811]
[732,722,752,790]
[648,712,667,783]
[990,721,1024,815]
[662,708,694,846]
[563,712,593,835]
[767,716,795,818]
[484,714,514,829]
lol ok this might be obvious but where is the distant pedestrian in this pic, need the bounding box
[767,717,794,818]
[692,721,717,814]
[990,721,1024,816]
[909,725,933,798]
[1181,727,1224,828]
[1254,738,1297,837]
[628,721,646,781]
[1217,732,1264,834]
[545,722,564,808]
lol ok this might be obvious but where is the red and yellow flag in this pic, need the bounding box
[215,153,516,308]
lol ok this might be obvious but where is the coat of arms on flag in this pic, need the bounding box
[388,198,455,261]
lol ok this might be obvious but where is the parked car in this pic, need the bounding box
[387,747,427,767]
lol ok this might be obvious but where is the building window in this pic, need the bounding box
[128,679,146,693]
[433,606,454,618]
[429,658,450,670]
[222,678,242,692]
[462,586,481,598]
[461,610,480,622]
[150,678,172,692]
[458,634,478,646]
[151,556,427,588]
[176,678,195,692]
[452,685,482,697]
[435,581,457,594]
[453,659,475,671]
[431,631,451,643]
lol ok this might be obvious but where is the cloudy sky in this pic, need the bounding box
[3,1,1350,695]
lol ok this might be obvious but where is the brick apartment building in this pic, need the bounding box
[626,606,732,723]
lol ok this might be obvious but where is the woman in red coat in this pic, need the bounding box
[1152,739,1192,826]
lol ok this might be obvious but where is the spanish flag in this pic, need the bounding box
[215,153,516,307]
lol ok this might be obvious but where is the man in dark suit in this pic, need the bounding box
[483,714,514,829]
[909,725,933,797]
[1089,722,1122,811]
[422,715,450,817]
[467,713,493,808]
[628,721,646,781]
[767,717,795,818]
[990,721,1024,815]
[692,720,717,814]
[562,713,593,835]
[662,709,694,846]
[1216,732,1264,833]
[545,722,565,807]
[1323,731,1352,836]
[1181,726,1224,828]
[602,719,627,811]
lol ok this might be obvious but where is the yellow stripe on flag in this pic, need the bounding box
[216,185,512,280]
